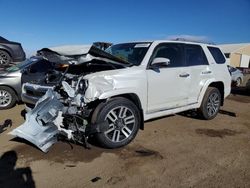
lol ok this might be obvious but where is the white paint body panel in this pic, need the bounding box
[83,41,231,121]
[146,67,190,113]
[23,40,231,122]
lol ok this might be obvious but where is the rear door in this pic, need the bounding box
[185,44,212,104]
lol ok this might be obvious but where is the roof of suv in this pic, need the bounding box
[117,40,217,47]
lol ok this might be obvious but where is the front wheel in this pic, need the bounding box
[91,97,141,148]
[198,87,221,120]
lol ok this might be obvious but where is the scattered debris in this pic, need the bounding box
[135,149,157,156]
[0,119,12,134]
[65,164,76,168]
[91,176,101,183]
[135,149,163,159]
[107,176,125,185]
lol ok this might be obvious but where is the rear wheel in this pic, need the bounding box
[91,97,141,148]
[0,50,11,67]
[0,86,16,109]
[198,87,221,120]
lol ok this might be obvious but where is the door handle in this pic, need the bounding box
[202,71,212,75]
[179,73,190,78]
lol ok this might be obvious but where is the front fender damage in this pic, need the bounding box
[83,75,115,103]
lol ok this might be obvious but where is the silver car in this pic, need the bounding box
[228,65,244,87]
[0,57,46,109]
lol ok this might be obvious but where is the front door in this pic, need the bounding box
[147,43,190,113]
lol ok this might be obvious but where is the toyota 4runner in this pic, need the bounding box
[11,40,231,152]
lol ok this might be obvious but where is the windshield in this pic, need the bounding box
[5,57,39,72]
[106,42,151,65]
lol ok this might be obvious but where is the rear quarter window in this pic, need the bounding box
[208,47,226,64]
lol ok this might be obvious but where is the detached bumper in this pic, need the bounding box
[10,120,59,153]
[9,89,109,153]
[9,89,63,152]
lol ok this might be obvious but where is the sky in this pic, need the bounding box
[1,0,250,56]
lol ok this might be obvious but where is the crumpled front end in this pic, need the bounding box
[9,44,133,152]
[9,89,63,152]
[10,76,110,152]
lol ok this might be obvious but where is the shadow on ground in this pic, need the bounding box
[195,128,241,138]
[0,119,12,134]
[0,150,36,188]
[231,86,250,97]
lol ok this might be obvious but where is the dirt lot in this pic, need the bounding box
[0,92,250,188]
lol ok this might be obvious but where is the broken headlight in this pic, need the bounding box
[78,79,88,95]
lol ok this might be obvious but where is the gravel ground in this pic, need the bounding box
[0,92,250,188]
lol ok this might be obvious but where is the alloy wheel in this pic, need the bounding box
[0,89,12,107]
[104,106,135,143]
[206,92,220,117]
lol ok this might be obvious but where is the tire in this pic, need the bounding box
[235,77,242,87]
[91,97,141,148]
[0,86,16,110]
[0,50,12,67]
[198,87,221,120]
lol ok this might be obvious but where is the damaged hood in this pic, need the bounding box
[37,44,132,66]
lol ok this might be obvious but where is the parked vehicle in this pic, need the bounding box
[11,40,231,152]
[0,57,53,109]
[227,65,244,87]
[0,36,26,67]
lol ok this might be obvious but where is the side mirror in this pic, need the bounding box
[151,57,170,68]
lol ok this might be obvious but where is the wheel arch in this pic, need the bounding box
[90,93,144,130]
[199,80,225,106]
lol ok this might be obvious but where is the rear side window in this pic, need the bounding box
[208,47,226,64]
[185,44,208,66]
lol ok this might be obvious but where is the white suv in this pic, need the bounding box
[11,40,231,152]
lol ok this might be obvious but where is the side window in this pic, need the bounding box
[29,60,52,73]
[151,43,184,67]
[185,44,208,66]
[208,47,226,64]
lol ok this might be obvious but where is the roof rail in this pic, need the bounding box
[171,38,216,45]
